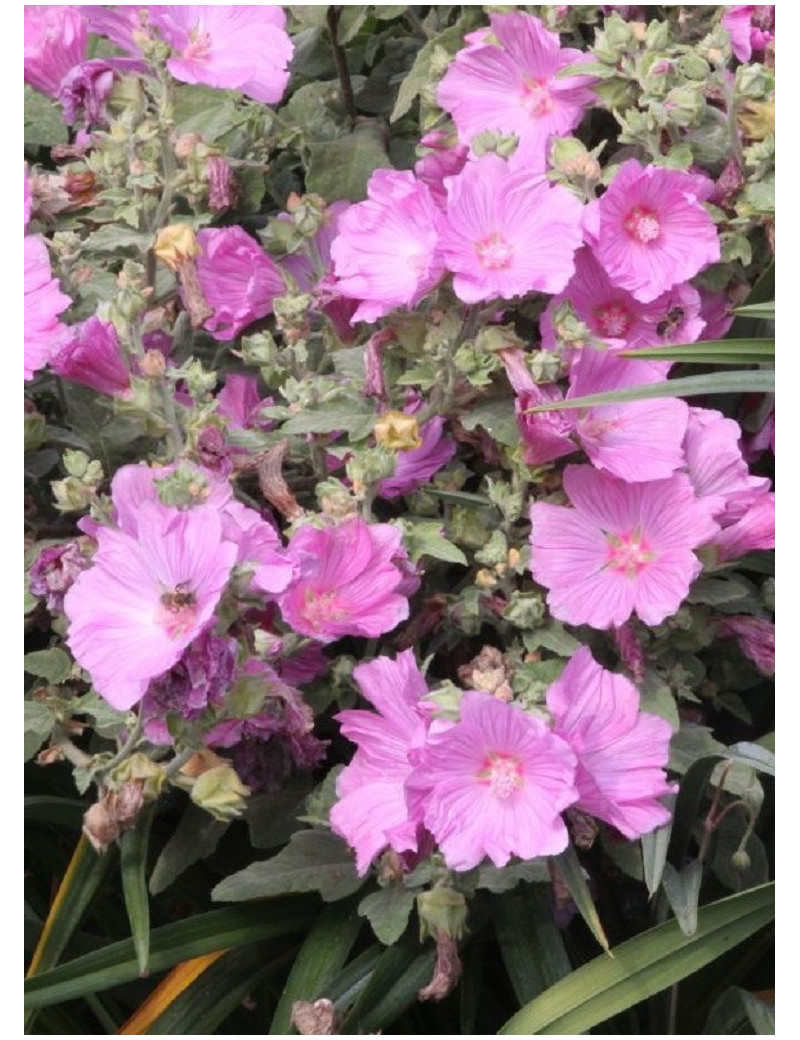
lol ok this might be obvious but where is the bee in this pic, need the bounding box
[656,307,684,338]
[161,581,196,612]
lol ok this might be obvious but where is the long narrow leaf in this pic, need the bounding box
[497,883,774,1035]
[120,808,154,977]
[552,846,611,954]
[492,885,572,1006]
[734,302,775,320]
[619,339,774,363]
[339,938,436,1034]
[525,370,775,413]
[116,951,228,1034]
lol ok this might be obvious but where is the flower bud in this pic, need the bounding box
[503,590,546,630]
[374,411,422,451]
[174,132,203,160]
[140,348,167,379]
[731,848,751,872]
[190,764,251,820]
[417,887,468,942]
[154,224,200,271]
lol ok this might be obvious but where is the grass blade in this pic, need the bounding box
[120,808,154,977]
[618,338,774,364]
[552,846,610,954]
[492,885,571,1007]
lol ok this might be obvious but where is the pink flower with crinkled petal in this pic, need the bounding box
[215,373,273,431]
[546,647,675,839]
[712,490,775,563]
[722,6,774,62]
[683,407,770,520]
[195,226,285,342]
[25,235,70,380]
[586,160,720,303]
[414,132,469,210]
[498,348,576,467]
[405,692,578,871]
[437,12,596,167]
[65,502,238,710]
[530,465,719,629]
[50,315,131,396]
[278,518,411,642]
[717,615,774,675]
[330,170,446,324]
[440,155,583,304]
[25,6,87,98]
[378,417,457,499]
[331,651,430,874]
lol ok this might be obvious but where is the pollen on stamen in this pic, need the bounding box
[475,232,514,270]
[624,207,661,245]
[477,751,524,800]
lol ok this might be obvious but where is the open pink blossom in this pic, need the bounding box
[530,465,719,629]
[437,12,596,166]
[585,160,720,303]
[24,6,87,98]
[146,6,293,104]
[406,693,578,871]
[65,502,238,710]
[24,165,33,229]
[195,226,285,342]
[25,235,71,380]
[546,647,675,839]
[722,6,775,62]
[50,315,131,396]
[221,500,295,595]
[440,155,583,304]
[329,170,445,324]
[683,407,770,520]
[278,518,411,642]
[378,417,457,499]
[330,651,430,874]
[712,490,775,563]
[215,373,272,431]
[110,461,232,536]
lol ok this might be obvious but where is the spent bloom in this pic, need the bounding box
[717,615,775,676]
[330,651,430,874]
[437,12,596,167]
[50,315,131,397]
[29,540,92,614]
[529,465,719,629]
[546,647,674,839]
[278,518,411,643]
[440,155,583,304]
[25,235,71,380]
[24,5,87,98]
[58,59,117,128]
[378,417,457,499]
[585,161,720,303]
[406,693,578,871]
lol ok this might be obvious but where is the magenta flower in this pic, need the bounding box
[50,316,131,397]
[110,461,232,537]
[530,465,719,629]
[65,503,238,710]
[378,417,457,499]
[437,12,596,166]
[58,59,117,127]
[25,235,70,381]
[498,348,576,467]
[683,407,770,520]
[406,693,578,871]
[215,373,272,430]
[717,616,775,676]
[221,500,295,595]
[440,156,583,304]
[586,160,720,304]
[278,518,411,643]
[331,651,430,874]
[546,647,674,839]
[195,226,285,342]
[329,170,446,324]
[24,165,33,229]
[147,6,293,104]
[414,131,468,210]
[24,6,87,98]
[29,540,91,614]
[722,6,775,62]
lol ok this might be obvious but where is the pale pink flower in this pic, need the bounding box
[406,692,578,871]
[147,6,293,104]
[329,170,446,324]
[65,502,238,710]
[110,461,232,537]
[498,348,575,467]
[278,518,411,642]
[378,417,457,499]
[547,647,674,839]
[25,235,70,380]
[50,316,131,396]
[586,160,720,303]
[437,12,596,166]
[330,651,430,874]
[530,465,719,629]
[717,616,775,675]
[440,155,583,304]
[414,131,469,210]
[682,407,770,520]
[24,6,87,98]
[722,6,775,62]
[713,490,775,563]
[195,226,285,342]
[215,373,272,430]
[221,500,295,595]
[24,165,33,229]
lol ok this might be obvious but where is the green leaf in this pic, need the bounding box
[390,12,480,121]
[492,886,572,1007]
[270,899,363,1034]
[245,773,314,847]
[72,690,128,739]
[497,883,775,1035]
[339,938,436,1034]
[709,815,769,893]
[618,339,774,364]
[734,301,775,320]
[281,399,376,440]
[120,807,154,977]
[642,821,673,898]
[24,648,72,684]
[476,858,550,894]
[688,576,752,606]
[640,670,680,732]
[403,520,468,565]
[24,85,68,147]
[669,726,726,775]
[668,756,724,869]
[149,803,229,896]
[24,898,318,1007]
[552,845,611,954]
[460,396,519,446]
[211,828,364,904]
[358,888,416,945]
[24,701,56,761]
[24,796,86,832]
[522,624,582,657]
[704,986,775,1034]
[306,125,391,202]
[662,860,703,936]
[83,224,150,254]
[526,370,775,412]
[173,84,243,141]
[726,741,775,777]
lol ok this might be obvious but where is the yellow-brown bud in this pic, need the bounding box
[374,411,422,451]
[154,224,200,270]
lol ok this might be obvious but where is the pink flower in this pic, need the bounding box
[215,373,272,430]
[330,170,445,325]
[24,6,87,98]
[24,165,33,229]
[221,500,295,595]
[406,693,578,871]
[722,6,775,62]
[440,155,583,304]
[110,461,232,536]
[546,647,675,839]
[64,502,238,710]
[498,348,576,467]
[58,59,118,127]
[683,407,770,520]
[206,155,238,213]
[147,6,293,104]
[50,316,131,396]
[698,289,735,341]
[586,161,720,303]
[437,12,596,167]
[195,226,285,342]
[378,417,457,499]
[529,465,719,629]
[713,490,775,563]
[278,518,411,643]
[25,235,70,380]
[330,651,430,874]
[717,615,775,676]
[414,131,469,210]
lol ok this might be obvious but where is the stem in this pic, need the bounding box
[51,724,92,769]
[163,747,197,780]
[96,713,144,780]
[667,982,679,1034]
[327,7,357,129]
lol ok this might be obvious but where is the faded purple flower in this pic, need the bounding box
[50,315,131,396]
[29,540,92,613]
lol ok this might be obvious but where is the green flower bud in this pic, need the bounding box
[730,848,751,872]
[471,130,519,158]
[417,887,468,941]
[448,506,495,549]
[346,445,396,496]
[113,752,166,801]
[154,463,212,510]
[679,52,711,81]
[423,680,464,722]
[24,408,46,452]
[190,764,250,821]
[644,19,669,50]
[503,590,546,630]
[474,324,524,353]
[63,449,91,479]
[475,529,508,567]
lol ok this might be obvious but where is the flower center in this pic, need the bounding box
[624,206,661,244]
[158,582,198,638]
[476,232,513,270]
[605,530,655,578]
[520,77,554,117]
[184,26,212,62]
[299,588,348,631]
[476,751,524,800]
[593,302,632,338]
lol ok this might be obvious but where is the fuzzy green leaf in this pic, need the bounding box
[358,888,416,946]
